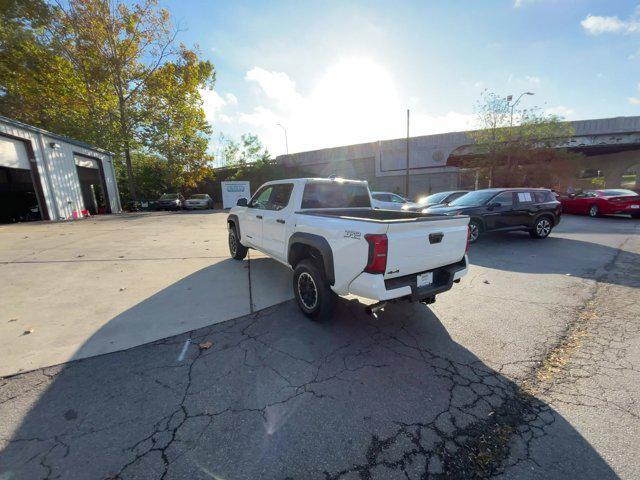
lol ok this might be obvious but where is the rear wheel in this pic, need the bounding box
[530,216,553,239]
[228,226,248,260]
[468,219,481,243]
[589,204,599,217]
[293,259,336,320]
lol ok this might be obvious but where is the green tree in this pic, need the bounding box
[219,133,271,166]
[140,46,215,191]
[0,0,216,203]
[0,0,109,142]
[468,91,580,188]
[115,152,170,200]
[48,0,186,201]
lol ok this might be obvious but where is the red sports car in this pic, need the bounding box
[560,189,640,218]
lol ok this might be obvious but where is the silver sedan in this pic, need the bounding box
[185,194,213,210]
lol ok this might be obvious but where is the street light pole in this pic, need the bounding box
[505,91,534,173]
[405,109,410,198]
[507,91,534,128]
[276,123,289,155]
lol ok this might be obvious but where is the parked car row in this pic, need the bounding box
[558,189,640,218]
[370,188,562,243]
[370,190,469,211]
[424,188,561,243]
[371,187,639,239]
[156,193,213,211]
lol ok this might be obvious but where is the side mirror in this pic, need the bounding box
[568,193,576,198]
[487,202,501,209]
[236,198,248,207]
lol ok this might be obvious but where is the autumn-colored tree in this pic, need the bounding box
[140,46,215,191]
[467,91,581,189]
[0,0,216,202]
[0,0,109,142]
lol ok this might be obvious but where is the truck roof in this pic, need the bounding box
[264,177,368,186]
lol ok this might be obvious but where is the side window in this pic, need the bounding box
[372,194,385,201]
[492,192,514,206]
[390,194,405,203]
[249,186,273,209]
[532,191,551,203]
[516,192,534,204]
[267,184,293,211]
[448,192,465,202]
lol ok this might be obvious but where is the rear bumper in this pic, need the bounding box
[615,207,640,214]
[347,255,468,302]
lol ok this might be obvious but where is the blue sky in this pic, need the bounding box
[159,0,640,158]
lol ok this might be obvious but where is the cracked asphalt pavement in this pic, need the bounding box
[1,215,639,479]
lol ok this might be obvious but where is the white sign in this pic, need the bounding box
[221,181,251,209]
[517,192,533,203]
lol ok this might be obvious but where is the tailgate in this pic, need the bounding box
[384,216,468,279]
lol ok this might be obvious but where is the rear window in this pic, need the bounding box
[532,190,554,203]
[301,182,371,209]
[601,189,638,197]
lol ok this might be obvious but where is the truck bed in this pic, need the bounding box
[297,208,467,223]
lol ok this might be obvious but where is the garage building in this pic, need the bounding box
[0,115,121,223]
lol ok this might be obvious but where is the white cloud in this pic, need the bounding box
[200,88,238,126]
[629,84,640,104]
[238,58,475,155]
[200,89,227,118]
[245,67,303,110]
[545,105,574,117]
[581,7,640,35]
[514,0,556,8]
[525,75,541,86]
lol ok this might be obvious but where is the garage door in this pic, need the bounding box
[0,137,30,170]
[75,155,110,215]
[0,136,41,223]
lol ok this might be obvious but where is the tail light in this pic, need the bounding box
[465,225,471,253]
[364,234,388,274]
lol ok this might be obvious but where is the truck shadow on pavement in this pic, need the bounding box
[468,232,639,288]
[0,297,618,479]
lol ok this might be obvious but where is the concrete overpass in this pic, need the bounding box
[276,115,640,196]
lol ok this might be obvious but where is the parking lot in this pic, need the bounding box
[1,212,639,479]
[0,211,293,376]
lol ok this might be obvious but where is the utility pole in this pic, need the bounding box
[405,109,410,198]
[505,92,534,172]
[276,123,289,154]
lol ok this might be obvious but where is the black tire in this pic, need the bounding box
[468,219,481,244]
[228,225,248,260]
[588,204,599,217]
[529,216,553,239]
[293,259,336,320]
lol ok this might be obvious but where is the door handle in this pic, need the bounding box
[429,232,444,244]
[276,218,285,224]
[256,215,263,219]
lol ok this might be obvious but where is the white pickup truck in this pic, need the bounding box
[227,178,470,319]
